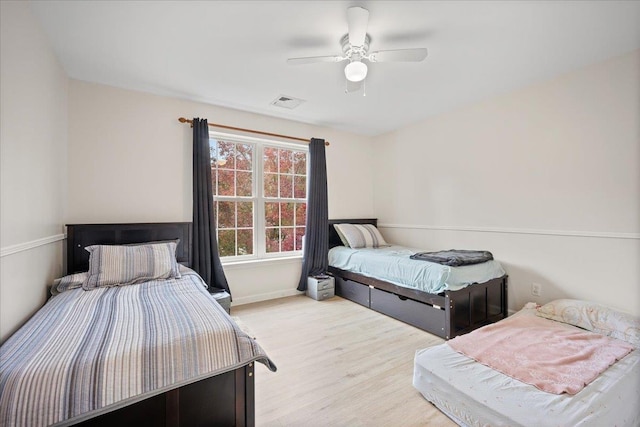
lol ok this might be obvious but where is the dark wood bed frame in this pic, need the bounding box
[328,219,508,339]
[65,223,256,427]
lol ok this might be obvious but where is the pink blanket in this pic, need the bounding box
[447,312,634,394]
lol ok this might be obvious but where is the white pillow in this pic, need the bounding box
[333,224,389,249]
[536,299,640,348]
[333,225,351,247]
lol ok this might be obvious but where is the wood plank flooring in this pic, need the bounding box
[232,295,457,427]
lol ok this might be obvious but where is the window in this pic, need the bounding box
[210,132,307,261]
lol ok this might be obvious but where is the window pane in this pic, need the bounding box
[293,151,306,174]
[265,202,279,227]
[281,227,294,252]
[294,175,306,199]
[217,141,235,169]
[295,203,306,226]
[264,147,278,173]
[295,227,305,251]
[281,203,294,227]
[218,170,235,196]
[217,201,235,228]
[218,230,236,257]
[237,229,253,255]
[279,149,293,173]
[279,174,293,198]
[237,171,252,197]
[236,144,252,171]
[266,228,280,253]
[264,173,278,198]
[237,202,253,227]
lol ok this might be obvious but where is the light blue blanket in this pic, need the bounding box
[329,245,505,294]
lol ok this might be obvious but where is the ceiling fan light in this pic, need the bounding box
[344,60,368,82]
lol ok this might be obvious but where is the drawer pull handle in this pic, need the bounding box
[397,295,408,301]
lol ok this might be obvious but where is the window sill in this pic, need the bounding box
[222,255,303,270]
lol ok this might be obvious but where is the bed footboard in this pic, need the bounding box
[74,364,255,426]
[445,276,508,339]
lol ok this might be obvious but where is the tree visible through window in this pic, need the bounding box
[210,134,307,260]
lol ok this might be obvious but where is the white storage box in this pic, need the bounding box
[307,276,335,301]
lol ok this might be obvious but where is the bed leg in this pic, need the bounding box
[503,277,509,317]
[165,388,179,427]
[246,362,255,427]
[445,295,453,340]
[235,363,255,427]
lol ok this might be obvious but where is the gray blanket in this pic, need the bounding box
[410,250,494,266]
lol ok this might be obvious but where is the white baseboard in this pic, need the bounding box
[231,288,303,306]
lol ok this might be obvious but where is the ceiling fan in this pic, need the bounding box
[287,6,428,93]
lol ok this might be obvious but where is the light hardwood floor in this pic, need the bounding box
[233,295,457,427]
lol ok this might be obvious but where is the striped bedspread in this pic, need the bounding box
[0,269,276,427]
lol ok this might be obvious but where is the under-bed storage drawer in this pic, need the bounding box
[334,276,370,307]
[369,288,446,338]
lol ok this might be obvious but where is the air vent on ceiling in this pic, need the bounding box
[270,95,305,109]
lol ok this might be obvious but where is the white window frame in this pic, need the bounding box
[209,131,308,263]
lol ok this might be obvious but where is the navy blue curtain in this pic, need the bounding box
[192,118,231,296]
[297,138,328,291]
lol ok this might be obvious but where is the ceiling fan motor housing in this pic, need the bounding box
[341,33,371,62]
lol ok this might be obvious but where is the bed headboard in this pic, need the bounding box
[328,218,377,249]
[66,222,192,274]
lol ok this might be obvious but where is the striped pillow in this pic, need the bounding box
[83,241,181,289]
[333,224,389,248]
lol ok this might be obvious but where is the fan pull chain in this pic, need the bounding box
[363,80,366,97]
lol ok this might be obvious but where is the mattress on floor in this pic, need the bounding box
[412,307,640,427]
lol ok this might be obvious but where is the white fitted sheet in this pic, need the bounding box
[412,307,640,427]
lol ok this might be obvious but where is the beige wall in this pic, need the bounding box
[67,81,375,304]
[0,1,68,342]
[373,50,640,315]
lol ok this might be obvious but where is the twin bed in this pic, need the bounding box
[0,222,276,427]
[327,219,508,339]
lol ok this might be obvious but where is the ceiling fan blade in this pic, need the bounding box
[368,48,428,63]
[287,55,346,65]
[347,6,369,46]
[345,79,363,93]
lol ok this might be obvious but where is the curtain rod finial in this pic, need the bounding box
[178,117,189,123]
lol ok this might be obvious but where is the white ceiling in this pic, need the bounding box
[30,1,640,136]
